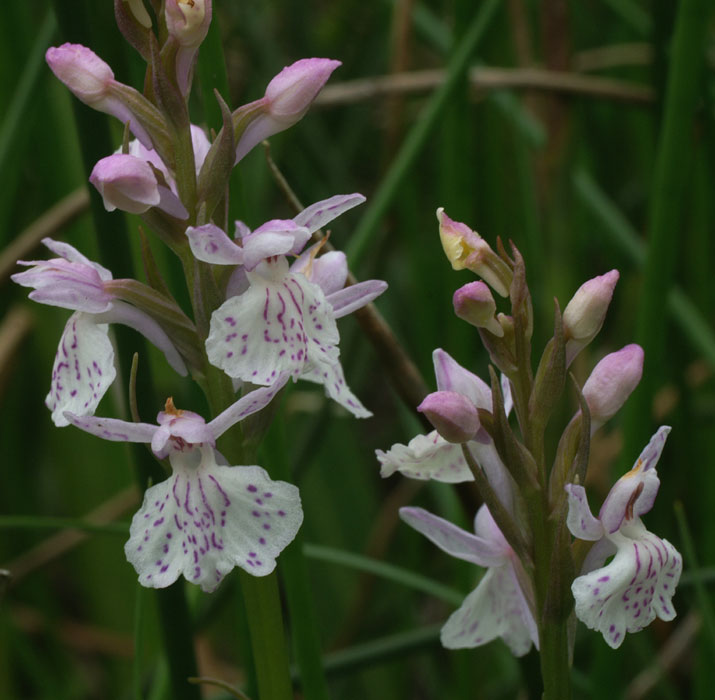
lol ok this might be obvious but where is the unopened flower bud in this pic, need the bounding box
[165,0,211,47]
[233,58,341,162]
[46,43,114,106]
[418,391,479,443]
[563,270,619,365]
[90,154,160,213]
[90,154,188,219]
[453,281,503,336]
[436,208,512,297]
[47,44,169,150]
[583,344,643,430]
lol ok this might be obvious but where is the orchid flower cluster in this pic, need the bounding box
[13,0,385,593]
[377,210,681,689]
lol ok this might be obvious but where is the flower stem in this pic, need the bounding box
[206,365,294,700]
[237,570,294,700]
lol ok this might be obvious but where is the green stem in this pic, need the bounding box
[237,570,293,700]
[538,617,571,700]
[205,365,294,700]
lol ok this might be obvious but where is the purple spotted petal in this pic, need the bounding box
[46,312,116,426]
[376,431,472,483]
[186,223,244,265]
[440,563,538,656]
[565,484,605,541]
[292,193,365,234]
[206,261,317,385]
[400,506,507,568]
[326,279,388,319]
[125,446,303,592]
[65,411,157,443]
[432,349,492,410]
[572,526,682,649]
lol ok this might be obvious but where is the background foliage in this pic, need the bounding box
[1,0,714,698]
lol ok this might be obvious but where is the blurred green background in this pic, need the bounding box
[2,0,715,698]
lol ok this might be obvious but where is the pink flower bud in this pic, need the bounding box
[563,270,619,365]
[46,43,114,106]
[233,58,340,162]
[418,391,479,443]
[165,0,211,46]
[453,281,503,336]
[436,209,512,297]
[90,154,160,214]
[582,344,643,429]
[90,154,189,219]
[265,58,340,121]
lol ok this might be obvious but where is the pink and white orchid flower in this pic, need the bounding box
[377,349,514,508]
[187,194,387,418]
[12,238,186,426]
[401,504,538,656]
[565,426,682,648]
[65,378,302,592]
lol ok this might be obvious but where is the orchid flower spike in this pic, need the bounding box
[65,378,302,592]
[401,505,538,656]
[12,238,186,426]
[377,349,514,509]
[565,426,682,648]
[233,58,340,163]
[188,194,387,418]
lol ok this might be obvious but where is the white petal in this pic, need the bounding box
[300,346,371,418]
[572,527,682,649]
[326,280,388,319]
[432,349,492,409]
[125,447,303,592]
[441,564,537,656]
[45,312,116,426]
[375,431,472,483]
[635,425,671,473]
[400,506,506,567]
[293,193,366,234]
[468,439,514,510]
[565,484,605,541]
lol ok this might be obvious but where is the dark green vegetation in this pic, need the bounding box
[1,1,714,698]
